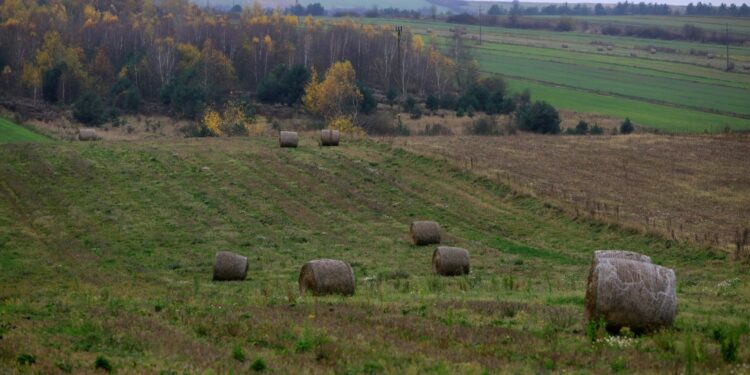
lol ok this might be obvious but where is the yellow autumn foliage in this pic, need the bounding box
[327,116,365,137]
[200,100,259,137]
[303,61,362,121]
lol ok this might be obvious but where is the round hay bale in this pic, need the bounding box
[561,44,569,48]
[213,251,248,281]
[649,47,657,54]
[585,252,676,333]
[630,52,638,57]
[593,250,652,264]
[433,246,470,276]
[299,259,355,296]
[279,131,299,148]
[79,128,97,141]
[596,47,604,52]
[320,129,340,146]
[410,220,441,246]
[606,45,613,51]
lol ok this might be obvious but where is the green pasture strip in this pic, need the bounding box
[505,78,750,132]
[0,117,50,143]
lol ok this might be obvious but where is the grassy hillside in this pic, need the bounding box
[358,18,750,132]
[0,137,748,372]
[0,117,50,144]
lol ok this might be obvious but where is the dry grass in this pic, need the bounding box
[393,133,750,250]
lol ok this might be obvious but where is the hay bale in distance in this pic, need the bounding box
[213,251,249,281]
[79,128,97,141]
[585,251,676,333]
[433,246,470,276]
[561,44,569,48]
[606,45,613,51]
[279,131,299,148]
[320,129,340,146]
[410,220,441,246]
[299,259,355,296]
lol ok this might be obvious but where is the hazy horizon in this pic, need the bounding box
[469,0,748,6]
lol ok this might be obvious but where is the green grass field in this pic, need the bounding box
[529,15,750,37]
[358,18,750,132]
[0,117,50,144]
[0,137,748,372]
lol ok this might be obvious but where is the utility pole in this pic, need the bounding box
[726,23,730,71]
[396,26,404,97]
[478,6,483,45]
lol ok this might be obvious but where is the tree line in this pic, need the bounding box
[0,0,459,120]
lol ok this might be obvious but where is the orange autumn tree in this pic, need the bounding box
[303,60,363,134]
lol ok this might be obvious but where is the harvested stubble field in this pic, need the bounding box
[0,137,748,373]
[394,134,750,251]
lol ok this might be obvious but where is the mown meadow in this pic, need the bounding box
[0,137,748,373]
[0,117,51,144]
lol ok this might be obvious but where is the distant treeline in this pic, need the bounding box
[685,2,750,16]
[485,2,672,16]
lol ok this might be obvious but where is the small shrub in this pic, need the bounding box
[409,105,422,119]
[516,101,561,134]
[575,120,589,134]
[386,87,398,107]
[586,317,607,343]
[95,355,113,373]
[73,91,106,126]
[439,94,456,110]
[232,345,246,362]
[470,116,499,135]
[456,108,465,118]
[716,329,741,363]
[425,95,439,112]
[402,96,417,113]
[590,123,604,135]
[17,353,36,365]
[610,357,626,372]
[620,117,634,134]
[251,357,267,371]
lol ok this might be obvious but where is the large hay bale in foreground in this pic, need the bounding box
[585,251,676,333]
[79,128,97,141]
[320,129,340,146]
[279,131,299,148]
[410,220,441,246]
[299,259,355,296]
[213,251,248,281]
[433,246,470,276]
